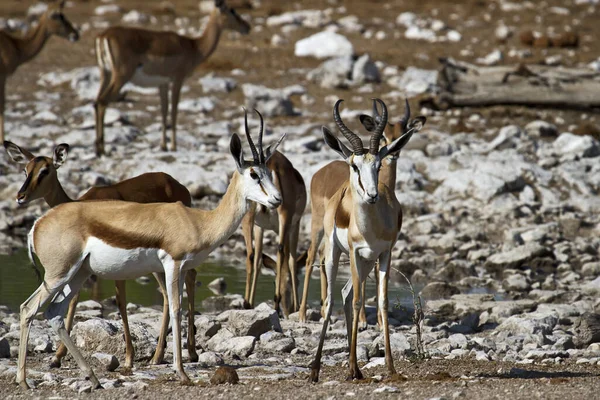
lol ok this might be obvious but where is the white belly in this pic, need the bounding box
[84,237,163,280]
[333,226,350,254]
[130,67,171,87]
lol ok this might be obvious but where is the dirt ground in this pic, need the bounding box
[2,356,600,399]
[2,0,600,397]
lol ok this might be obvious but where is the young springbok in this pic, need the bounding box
[17,117,284,389]
[241,110,307,316]
[298,100,425,325]
[94,0,250,155]
[3,140,199,369]
[0,1,79,143]
[310,99,421,382]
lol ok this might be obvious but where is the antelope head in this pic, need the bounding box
[215,0,251,35]
[3,141,69,205]
[358,98,427,163]
[323,99,418,204]
[41,1,80,42]
[230,109,283,209]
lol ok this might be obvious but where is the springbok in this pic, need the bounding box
[17,112,284,389]
[3,140,199,369]
[298,100,425,325]
[0,1,79,143]
[240,111,307,316]
[94,0,250,156]
[310,99,422,382]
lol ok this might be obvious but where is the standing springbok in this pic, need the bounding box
[3,140,199,369]
[94,0,250,156]
[240,111,307,316]
[0,1,79,143]
[17,114,284,389]
[298,100,426,325]
[310,99,420,382]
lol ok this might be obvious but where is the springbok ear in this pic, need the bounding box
[3,141,34,164]
[264,133,287,163]
[53,143,69,169]
[229,133,245,172]
[379,131,413,159]
[358,115,377,132]
[409,116,427,132]
[322,126,353,159]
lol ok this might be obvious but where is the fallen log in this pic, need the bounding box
[434,57,600,109]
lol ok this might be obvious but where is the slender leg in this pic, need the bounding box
[375,263,383,328]
[164,259,191,384]
[319,248,327,319]
[359,280,368,329]
[298,220,324,322]
[0,77,5,143]
[150,272,169,365]
[184,269,198,362]
[378,251,397,376]
[275,212,292,316]
[288,223,301,313]
[347,250,365,381]
[242,212,254,308]
[18,283,59,389]
[50,291,80,368]
[159,84,169,151]
[45,269,101,390]
[309,238,341,383]
[169,80,182,152]
[249,225,263,307]
[115,280,134,369]
[341,278,353,348]
[94,69,134,157]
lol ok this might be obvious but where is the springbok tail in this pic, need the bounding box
[27,226,42,284]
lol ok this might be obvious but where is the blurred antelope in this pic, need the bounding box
[3,140,199,369]
[0,1,79,143]
[310,99,423,382]
[16,114,284,389]
[94,0,250,155]
[240,111,307,316]
[298,100,425,325]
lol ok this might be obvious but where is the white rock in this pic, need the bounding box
[307,56,353,89]
[396,12,417,27]
[199,74,237,93]
[242,84,295,117]
[122,10,151,24]
[352,54,380,84]
[95,5,121,15]
[405,26,436,42]
[447,30,462,42]
[553,133,600,159]
[525,120,558,138]
[477,50,503,66]
[92,352,119,372]
[295,31,354,59]
[388,67,438,95]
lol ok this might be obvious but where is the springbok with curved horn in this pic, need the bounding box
[3,140,199,369]
[240,111,307,316]
[298,100,425,324]
[94,0,250,155]
[0,1,79,143]
[310,99,422,382]
[17,112,284,389]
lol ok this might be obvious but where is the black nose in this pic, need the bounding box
[273,195,282,203]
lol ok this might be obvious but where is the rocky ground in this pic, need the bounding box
[1,0,600,398]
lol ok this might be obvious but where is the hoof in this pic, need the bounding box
[346,368,364,381]
[18,380,31,390]
[179,376,193,386]
[49,357,62,369]
[242,300,253,310]
[148,356,163,366]
[188,352,199,363]
[309,368,319,383]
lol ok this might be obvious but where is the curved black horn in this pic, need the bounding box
[254,109,265,163]
[398,98,411,131]
[372,99,381,123]
[334,99,364,155]
[369,98,388,155]
[243,107,259,163]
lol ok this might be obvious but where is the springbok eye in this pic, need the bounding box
[250,170,260,181]
[38,169,49,179]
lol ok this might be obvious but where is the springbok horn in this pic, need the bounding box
[369,98,388,155]
[333,99,364,155]
[398,98,411,131]
[254,109,265,163]
[372,99,381,123]
[243,108,260,163]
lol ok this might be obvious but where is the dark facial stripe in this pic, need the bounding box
[18,173,34,197]
[259,182,268,196]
